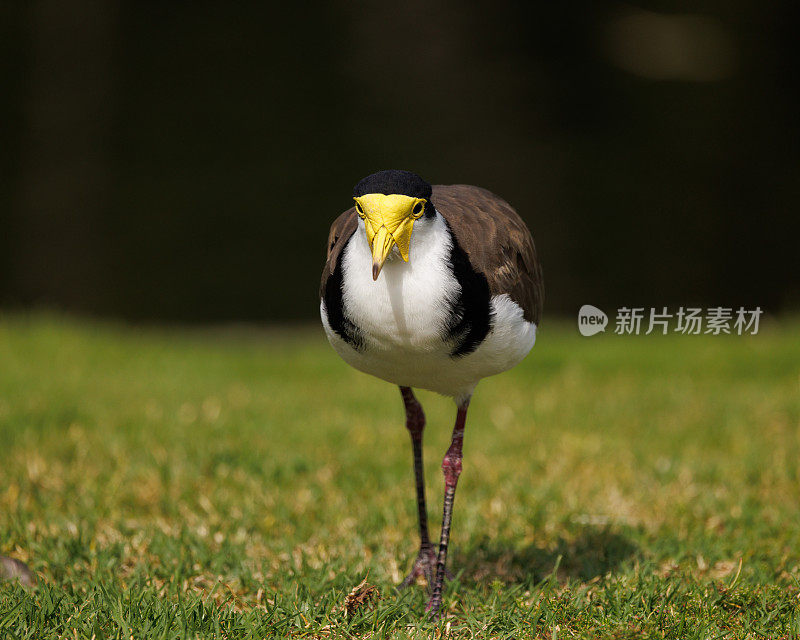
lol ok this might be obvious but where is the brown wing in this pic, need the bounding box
[320,207,358,298]
[433,184,544,324]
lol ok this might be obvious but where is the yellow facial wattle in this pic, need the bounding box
[354,193,426,280]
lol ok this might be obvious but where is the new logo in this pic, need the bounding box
[578,305,608,336]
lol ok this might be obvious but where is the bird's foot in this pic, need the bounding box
[397,545,452,591]
[398,546,437,590]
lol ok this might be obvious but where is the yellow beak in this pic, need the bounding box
[355,193,425,280]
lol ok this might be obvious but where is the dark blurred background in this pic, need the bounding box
[1,1,798,323]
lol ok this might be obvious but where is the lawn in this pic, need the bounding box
[1,314,799,639]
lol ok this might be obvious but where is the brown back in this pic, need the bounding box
[320,208,358,298]
[433,184,543,324]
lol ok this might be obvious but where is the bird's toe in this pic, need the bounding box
[397,546,438,591]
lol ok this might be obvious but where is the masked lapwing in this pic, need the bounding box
[320,170,543,618]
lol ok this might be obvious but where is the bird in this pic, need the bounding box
[319,169,543,618]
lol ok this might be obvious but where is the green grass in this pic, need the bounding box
[1,313,799,638]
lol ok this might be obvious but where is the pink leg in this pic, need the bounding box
[426,398,469,619]
[397,387,441,589]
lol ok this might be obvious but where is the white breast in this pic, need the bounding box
[340,213,458,351]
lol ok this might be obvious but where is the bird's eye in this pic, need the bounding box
[355,201,365,218]
[412,201,425,217]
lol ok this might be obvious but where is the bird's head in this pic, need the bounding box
[352,170,433,280]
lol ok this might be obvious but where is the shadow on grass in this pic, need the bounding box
[455,526,639,586]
